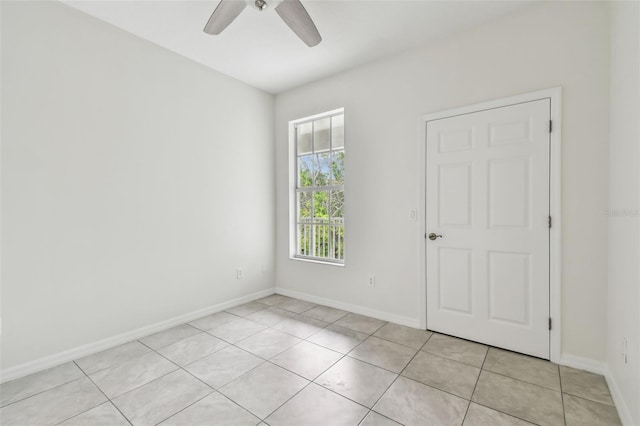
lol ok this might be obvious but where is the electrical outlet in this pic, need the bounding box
[623,338,628,364]
[236,268,244,279]
[409,209,417,221]
[368,275,375,288]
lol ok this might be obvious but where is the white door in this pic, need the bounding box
[426,99,551,359]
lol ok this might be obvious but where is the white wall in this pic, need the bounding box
[275,2,611,361]
[1,1,275,370]
[607,2,640,424]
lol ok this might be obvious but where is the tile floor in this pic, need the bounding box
[0,295,622,426]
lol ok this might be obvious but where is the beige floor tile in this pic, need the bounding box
[402,351,480,399]
[188,312,237,331]
[472,371,564,426]
[4,297,625,426]
[560,365,614,405]
[256,294,291,306]
[272,315,328,339]
[89,351,177,398]
[113,370,212,426]
[75,342,150,375]
[374,376,468,426]
[160,392,259,426]
[308,324,369,354]
[422,333,488,367]
[157,332,228,366]
[185,346,263,389]
[219,363,308,419]
[463,403,535,426]
[265,383,368,426]
[373,323,432,349]
[58,402,130,426]
[483,348,560,390]
[0,378,106,426]
[227,302,269,317]
[208,317,266,343]
[270,341,342,380]
[0,362,84,407]
[360,411,402,426]
[246,307,296,327]
[235,328,301,359]
[316,356,397,408]
[303,305,349,323]
[563,394,621,426]
[335,313,386,334]
[349,337,416,373]
[277,298,317,314]
[139,324,200,350]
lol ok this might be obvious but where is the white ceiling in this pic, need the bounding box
[64,0,534,94]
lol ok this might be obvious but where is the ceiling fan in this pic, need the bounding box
[203,0,322,47]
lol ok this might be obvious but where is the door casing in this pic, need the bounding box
[418,87,562,363]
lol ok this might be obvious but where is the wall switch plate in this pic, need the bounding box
[409,209,417,220]
[236,268,244,279]
[623,337,628,364]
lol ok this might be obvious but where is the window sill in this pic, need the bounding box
[290,256,345,267]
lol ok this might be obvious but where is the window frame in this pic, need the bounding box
[289,108,345,265]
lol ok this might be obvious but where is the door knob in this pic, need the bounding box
[428,233,443,240]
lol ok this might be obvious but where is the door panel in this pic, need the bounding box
[426,99,550,359]
[438,164,472,227]
[438,247,473,314]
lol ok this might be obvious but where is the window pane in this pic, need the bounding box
[330,190,344,260]
[316,153,331,187]
[331,151,345,185]
[298,223,312,256]
[332,114,344,149]
[314,118,330,152]
[313,190,330,222]
[298,155,315,187]
[297,122,312,155]
[298,191,312,220]
[315,222,330,259]
[330,190,345,219]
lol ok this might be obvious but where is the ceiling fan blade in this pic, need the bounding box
[275,0,322,47]
[203,0,247,35]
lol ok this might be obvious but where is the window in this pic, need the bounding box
[292,110,345,264]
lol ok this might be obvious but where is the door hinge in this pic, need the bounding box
[548,216,552,228]
[549,317,552,330]
[549,120,553,133]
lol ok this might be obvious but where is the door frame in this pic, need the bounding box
[418,87,562,362]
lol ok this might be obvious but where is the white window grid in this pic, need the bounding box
[294,111,344,263]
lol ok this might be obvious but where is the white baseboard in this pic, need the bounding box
[275,287,422,329]
[0,288,275,384]
[558,353,607,375]
[604,366,636,426]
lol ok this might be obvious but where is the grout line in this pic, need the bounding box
[461,343,489,425]
[138,340,220,394]
[151,391,214,425]
[559,365,568,426]
[356,332,434,423]
[10,297,592,426]
[64,361,134,426]
[466,350,564,426]
[0,374,86,409]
